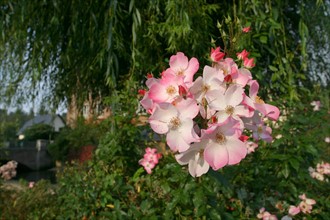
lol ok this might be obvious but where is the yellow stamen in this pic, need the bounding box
[255,96,265,104]
[202,84,210,93]
[169,117,181,130]
[225,105,235,115]
[177,70,184,76]
[216,132,226,144]
[166,85,176,95]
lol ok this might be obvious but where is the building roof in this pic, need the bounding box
[17,114,65,135]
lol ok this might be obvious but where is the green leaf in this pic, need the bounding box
[289,158,300,171]
[132,167,144,181]
[281,163,290,179]
[208,170,230,189]
[259,35,268,44]
[269,65,278,72]
[270,154,290,161]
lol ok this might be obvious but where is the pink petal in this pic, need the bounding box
[249,80,259,100]
[148,84,170,103]
[149,120,169,134]
[184,57,199,83]
[288,206,301,216]
[203,65,223,82]
[234,68,252,86]
[255,103,280,121]
[235,105,251,118]
[145,77,158,88]
[175,150,194,165]
[225,84,244,107]
[166,129,191,152]
[206,90,226,110]
[242,93,255,110]
[226,138,247,165]
[178,119,200,144]
[188,154,210,177]
[218,117,242,137]
[175,98,199,119]
[148,104,177,134]
[169,52,189,72]
[204,143,228,170]
[215,110,229,123]
[189,76,203,99]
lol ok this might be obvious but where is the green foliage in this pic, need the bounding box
[95,79,146,174]
[1,0,330,219]
[0,180,57,220]
[0,86,329,219]
[0,0,132,108]
[48,118,107,161]
[24,124,55,141]
[2,0,329,110]
[0,108,34,146]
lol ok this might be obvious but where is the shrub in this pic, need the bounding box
[48,118,107,162]
[0,180,57,220]
[24,124,55,141]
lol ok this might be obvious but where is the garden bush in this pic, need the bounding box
[0,180,57,219]
[24,124,55,141]
[0,84,329,219]
[48,62,329,219]
[48,118,108,162]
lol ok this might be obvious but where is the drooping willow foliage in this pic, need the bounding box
[0,0,329,111]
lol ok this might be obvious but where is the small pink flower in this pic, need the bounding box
[244,111,273,143]
[203,118,247,170]
[236,49,250,60]
[139,159,155,174]
[298,194,316,214]
[316,161,330,175]
[257,208,277,220]
[175,139,210,177]
[310,101,321,111]
[206,84,250,124]
[309,167,325,181]
[148,72,184,104]
[149,100,200,152]
[210,47,225,62]
[242,26,251,33]
[139,147,162,174]
[0,160,18,180]
[246,141,258,154]
[189,65,225,104]
[243,57,256,69]
[29,182,35,188]
[288,205,300,216]
[243,80,280,121]
[168,52,199,86]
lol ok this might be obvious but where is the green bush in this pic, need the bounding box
[24,124,55,141]
[0,180,57,220]
[53,85,330,219]
[48,118,108,162]
[1,84,329,219]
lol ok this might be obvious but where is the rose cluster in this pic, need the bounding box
[139,47,279,177]
[286,194,316,218]
[139,147,162,174]
[309,161,330,181]
[0,160,18,180]
[257,207,277,220]
[257,194,316,220]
